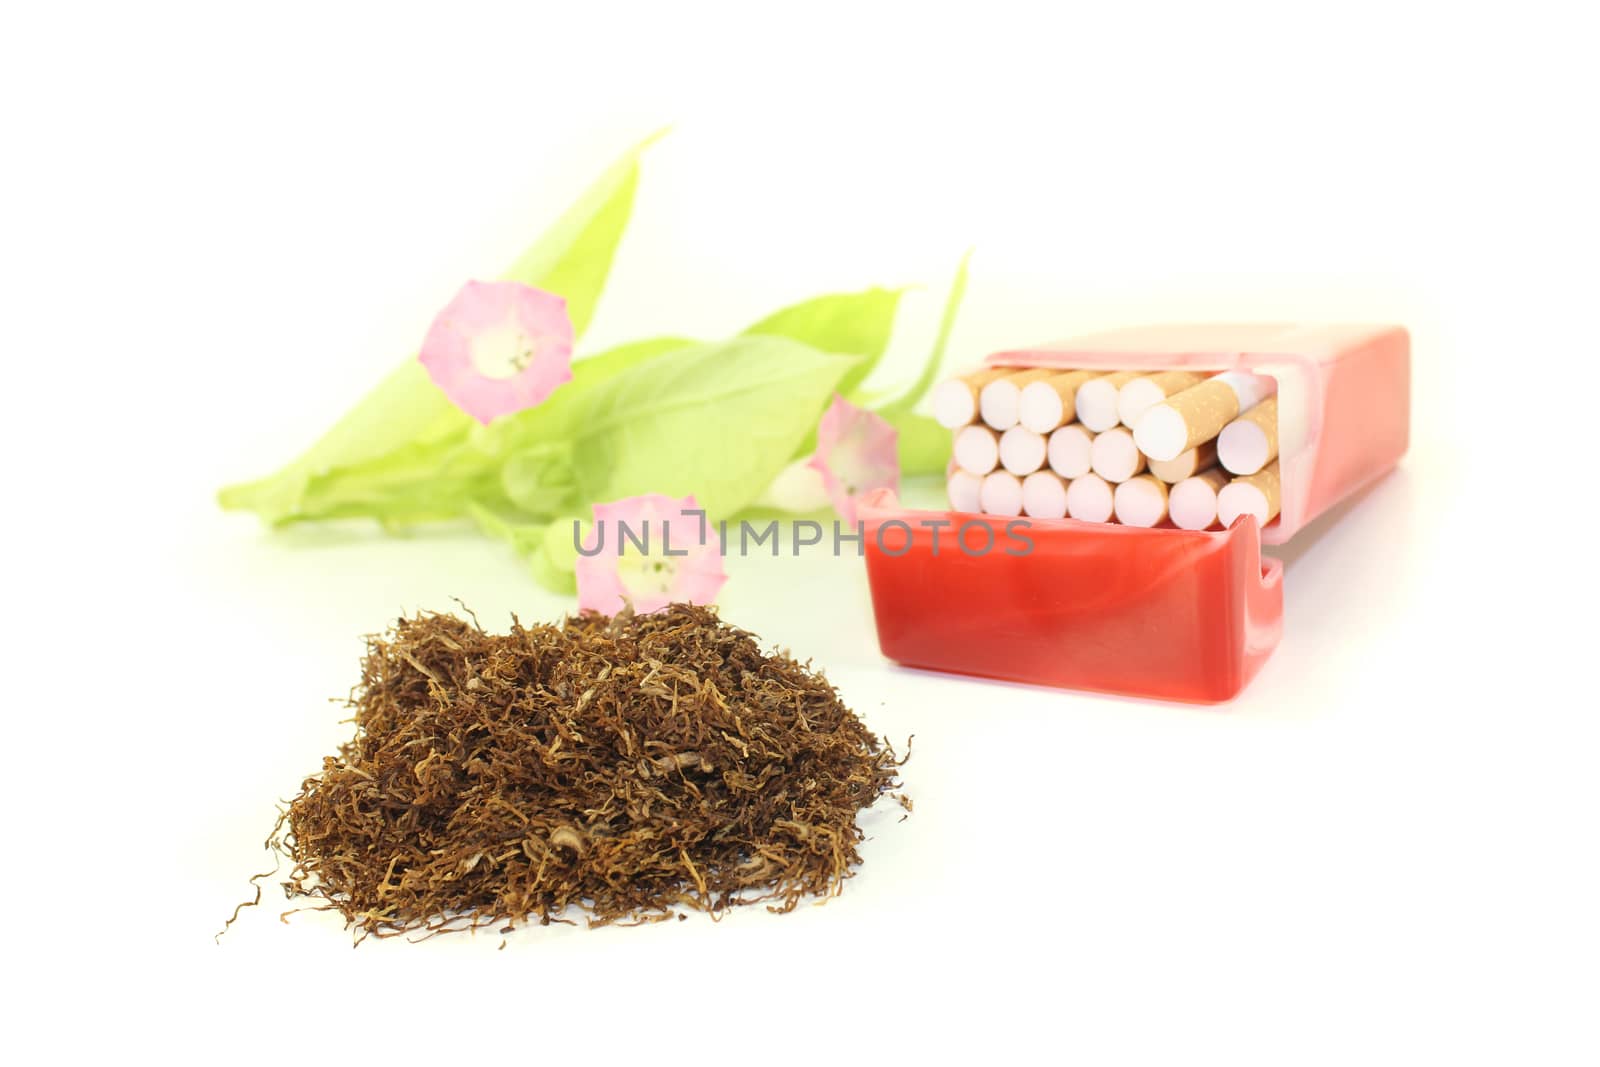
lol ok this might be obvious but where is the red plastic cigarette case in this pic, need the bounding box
[859,324,1410,703]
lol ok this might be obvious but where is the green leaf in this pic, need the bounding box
[742,287,903,399]
[571,336,860,517]
[882,249,972,416]
[219,130,663,524]
[502,128,667,338]
[241,336,696,529]
[499,441,578,514]
[885,410,952,477]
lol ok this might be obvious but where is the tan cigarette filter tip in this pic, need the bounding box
[1117,371,1207,429]
[1021,470,1069,518]
[1018,370,1099,434]
[1065,472,1114,523]
[980,470,1025,517]
[953,424,1000,475]
[1133,378,1242,462]
[932,367,1010,429]
[979,368,1056,430]
[1113,475,1169,528]
[999,425,1048,475]
[1217,397,1279,476]
[1147,439,1219,484]
[1090,427,1148,483]
[1216,461,1282,529]
[1167,467,1232,530]
[1046,423,1095,479]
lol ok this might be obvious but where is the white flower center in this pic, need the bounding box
[469,319,536,380]
[617,554,678,597]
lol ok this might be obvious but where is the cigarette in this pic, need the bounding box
[998,425,1048,476]
[947,469,983,513]
[1216,461,1282,529]
[1089,427,1148,483]
[980,369,1058,430]
[932,368,1010,429]
[1074,371,1147,432]
[1116,371,1207,429]
[1112,474,1169,528]
[1217,397,1279,476]
[953,424,1000,475]
[1021,470,1069,518]
[1147,439,1218,484]
[1046,423,1095,479]
[1132,371,1277,462]
[1167,467,1232,530]
[1065,472,1114,523]
[1018,370,1101,434]
[980,470,1025,517]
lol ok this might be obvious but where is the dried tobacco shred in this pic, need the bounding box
[239,603,906,942]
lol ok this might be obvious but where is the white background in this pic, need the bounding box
[4,2,1596,1063]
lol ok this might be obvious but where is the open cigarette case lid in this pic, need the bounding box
[859,323,1410,703]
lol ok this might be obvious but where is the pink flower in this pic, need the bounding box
[806,394,899,525]
[574,494,728,615]
[418,280,574,425]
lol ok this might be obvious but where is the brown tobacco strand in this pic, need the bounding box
[227,603,907,942]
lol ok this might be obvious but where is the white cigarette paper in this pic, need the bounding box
[1021,470,1069,518]
[1090,427,1147,483]
[1113,474,1169,528]
[980,470,1025,517]
[1133,371,1277,462]
[953,424,1000,475]
[1018,370,1100,434]
[980,369,1056,430]
[932,368,1009,429]
[1216,461,1282,529]
[1217,397,1279,476]
[1147,439,1218,484]
[1065,472,1114,523]
[1116,371,1207,429]
[1167,467,1231,530]
[947,469,983,513]
[1046,423,1094,479]
[1074,371,1146,432]
[998,426,1048,475]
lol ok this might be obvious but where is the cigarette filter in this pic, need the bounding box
[1021,470,1069,519]
[1113,474,1169,528]
[946,469,982,513]
[998,426,1048,476]
[1018,370,1100,434]
[1074,371,1146,432]
[1217,397,1279,476]
[932,368,1010,429]
[953,424,1000,475]
[1132,372,1276,462]
[979,470,1024,517]
[1217,461,1281,529]
[1147,439,1218,484]
[1117,370,1207,429]
[1089,427,1147,483]
[1065,472,1114,523]
[980,369,1057,430]
[1167,467,1232,530]
[1046,423,1094,479]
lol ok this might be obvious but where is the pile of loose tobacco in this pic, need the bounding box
[232,603,907,942]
